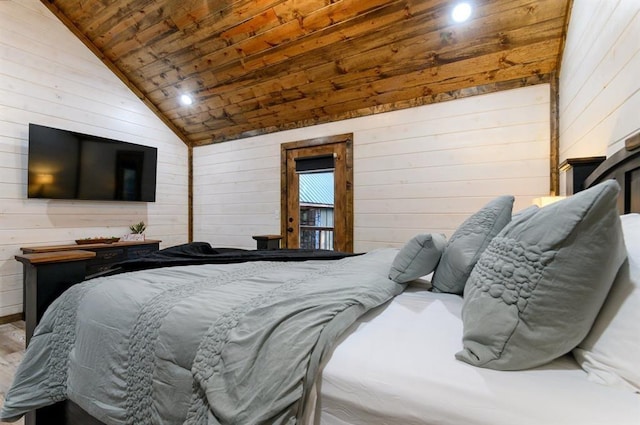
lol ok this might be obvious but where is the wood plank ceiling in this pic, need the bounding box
[42,0,572,147]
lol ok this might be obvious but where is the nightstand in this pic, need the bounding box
[252,234,283,250]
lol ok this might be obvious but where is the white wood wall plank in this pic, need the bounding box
[356,141,548,173]
[194,85,551,250]
[357,106,548,147]
[194,168,277,184]
[355,159,549,186]
[356,177,548,200]
[560,10,640,155]
[559,0,640,169]
[197,181,281,197]
[560,1,620,108]
[354,227,454,247]
[0,0,189,315]
[0,276,21,293]
[355,213,467,231]
[356,123,548,159]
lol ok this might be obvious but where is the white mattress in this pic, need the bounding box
[309,287,640,425]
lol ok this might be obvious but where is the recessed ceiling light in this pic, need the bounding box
[452,2,472,23]
[180,94,194,106]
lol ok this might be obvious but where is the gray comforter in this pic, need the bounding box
[1,249,402,425]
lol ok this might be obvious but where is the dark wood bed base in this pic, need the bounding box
[28,400,103,425]
[25,145,640,425]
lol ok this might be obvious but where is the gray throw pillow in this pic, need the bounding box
[431,195,514,294]
[389,234,447,283]
[456,180,627,370]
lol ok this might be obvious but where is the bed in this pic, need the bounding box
[2,145,639,425]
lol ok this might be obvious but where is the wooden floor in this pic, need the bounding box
[0,321,25,425]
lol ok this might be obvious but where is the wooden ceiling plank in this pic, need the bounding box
[88,0,157,44]
[111,0,288,76]
[321,59,556,116]
[106,16,180,60]
[195,0,400,72]
[224,16,564,113]
[133,0,407,90]
[188,71,552,146]
[223,0,564,85]
[168,0,250,31]
[183,50,556,144]
[172,0,287,32]
[124,1,179,44]
[336,7,565,74]
[171,54,550,134]
[142,0,411,91]
[215,0,351,46]
[218,8,282,46]
[51,0,118,33]
[301,17,563,95]
[267,45,558,119]
[154,7,564,116]
[211,40,560,126]
[122,0,290,75]
[145,0,562,103]
[140,16,411,108]
[45,0,571,146]
[141,0,431,101]
[270,0,332,19]
[170,49,555,141]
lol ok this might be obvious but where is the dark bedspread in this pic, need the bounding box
[112,242,360,273]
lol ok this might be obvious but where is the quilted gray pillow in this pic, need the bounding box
[456,180,627,370]
[431,195,514,294]
[389,234,447,283]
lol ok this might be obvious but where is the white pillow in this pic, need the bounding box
[573,213,640,392]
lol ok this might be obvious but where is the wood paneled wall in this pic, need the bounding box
[0,0,189,316]
[194,85,550,252]
[559,0,640,170]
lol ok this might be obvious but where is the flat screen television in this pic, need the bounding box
[28,123,157,202]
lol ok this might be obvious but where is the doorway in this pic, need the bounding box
[280,134,353,252]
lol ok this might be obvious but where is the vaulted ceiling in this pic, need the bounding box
[42,0,572,146]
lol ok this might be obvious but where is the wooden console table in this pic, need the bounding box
[21,239,161,276]
[17,240,161,346]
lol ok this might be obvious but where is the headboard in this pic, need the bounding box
[584,145,640,214]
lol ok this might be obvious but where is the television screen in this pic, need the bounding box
[28,124,157,202]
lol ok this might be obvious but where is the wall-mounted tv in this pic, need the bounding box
[28,123,157,202]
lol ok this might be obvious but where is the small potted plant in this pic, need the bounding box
[124,221,146,241]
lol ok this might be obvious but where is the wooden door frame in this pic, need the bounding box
[280,133,353,252]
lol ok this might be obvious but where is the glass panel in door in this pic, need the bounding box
[298,172,334,250]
